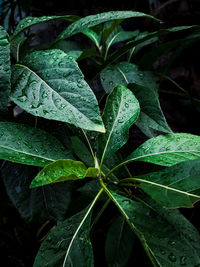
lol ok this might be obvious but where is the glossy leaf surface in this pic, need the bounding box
[111,192,200,266]
[1,162,73,222]
[0,122,71,167]
[11,15,79,42]
[126,133,200,166]
[100,62,157,94]
[11,49,105,132]
[105,216,135,267]
[130,84,171,137]
[53,40,83,60]
[56,11,159,41]
[0,26,10,114]
[135,158,200,208]
[33,207,93,267]
[98,84,140,160]
[30,159,99,188]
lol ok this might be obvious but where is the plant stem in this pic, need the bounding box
[82,129,95,161]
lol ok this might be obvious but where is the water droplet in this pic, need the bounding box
[168,253,176,262]
[59,104,66,110]
[77,83,83,88]
[18,96,27,102]
[118,119,123,123]
[27,19,32,23]
[109,81,113,85]
[168,240,175,246]
[109,116,112,121]
[160,249,165,255]
[139,72,144,78]
[42,91,49,99]
[180,256,186,265]
[43,110,49,115]
[125,102,129,108]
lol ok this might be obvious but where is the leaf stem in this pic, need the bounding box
[62,188,104,267]
[82,129,95,161]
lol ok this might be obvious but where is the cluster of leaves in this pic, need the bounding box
[1,10,200,267]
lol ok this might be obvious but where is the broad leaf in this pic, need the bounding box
[30,159,99,188]
[0,122,71,167]
[10,35,27,61]
[100,62,157,94]
[134,158,200,208]
[126,133,200,166]
[98,84,140,160]
[53,40,83,60]
[11,15,80,42]
[105,216,135,267]
[0,26,10,115]
[1,162,73,222]
[11,49,105,133]
[111,192,200,266]
[56,11,159,42]
[130,83,171,137]
[33,207,94,267]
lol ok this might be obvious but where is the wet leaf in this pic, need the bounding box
[56,11,159,42]
[0,26,10,115]
[1,162,73,222]
[105,216,135,267]
[0,122,71,167]
[135,158,200,208]
[111,192,200,266]
[53,40,83,60]
[30,159,99,188]
[11,49,105,132]
[33,207,94,267]
[11,15,79,42]
[98,84,140,160]
[126,133,200,166]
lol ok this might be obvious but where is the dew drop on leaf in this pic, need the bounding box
[125,102,129,108]
[18,96,27,102]
[180,256,186,265]
[109,81,113,85]
[168,253,176,262]
[118,119,123,123]
[168,240,175,246]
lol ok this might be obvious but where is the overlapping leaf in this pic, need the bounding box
[11,49,105,132]
[111,192,200,266]
[126,133,200,166]
[56,11,159,42]
[30,159,99,188]
[11,15,79,42]
[53,40,83,60]
[0,26,10,115]
[133,158,200,208]
[0,122,71,167]
[1,162,73,222]
[33,207,94,267]
[98,84,140,160]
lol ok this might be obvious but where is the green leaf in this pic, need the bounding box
[53,40,83,60]
[111,192,200,266]
[11,15,80,43]
[10,35,27,61]
[30,159,99,188]
[82,28,102,48]
[105,216,135,267]
[126,133,200,166]
[11,49,105,133]
[130,83,171,137]
[101,25,200,72]
[56,11,159,42]
[0,122,71,167]
[134,158,200,208]
[33,206,94,267]
[100,62,157,94]
[1,162,73,222]
[0,26,10,115]
[98,84,140,162]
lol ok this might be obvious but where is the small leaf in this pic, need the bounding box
[130,83,171,137]
[100,62,157,94]
[105,216,135,267]
[0,122,71,167]
[56,11,159,42]
[135,158,200,208]
[11,15,79,42]
[0,26,10,115]
[110,192,200,266]
[82,28,101,48]
[98,84,140,160]
[126,133,200,166]
[1,162,73,222]
[11,49,105,133]
[30,159,99,188]
[33,207,94,267]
